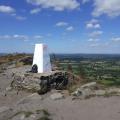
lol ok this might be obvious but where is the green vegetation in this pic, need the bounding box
[36,109,50,116]
[52,54,120,87]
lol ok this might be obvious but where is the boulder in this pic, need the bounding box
[107,88,120,94]
[0,106,15,120]
[81,82,96,89]
[72,89,81,97]
[81,88,93,97]
[72,82,120,99]
[72,82,97,98]
[94,90,106,96]
[72,88,93,98]
[11,73,41,92]
[0,106,10,113]
[11,71,71,94]
[50,93,64,100]
[6,86,12,91]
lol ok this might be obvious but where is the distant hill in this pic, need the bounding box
[51,53,120,61]
[0,53,8,56]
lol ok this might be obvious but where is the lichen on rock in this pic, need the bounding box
[11,70,72,94]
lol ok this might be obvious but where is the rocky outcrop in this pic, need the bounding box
[0,103,51,120]
[11,71,74,94]
[72,82,97,98]
[0,64,7,73]
[72,82,120,99]
[11,73,41,92]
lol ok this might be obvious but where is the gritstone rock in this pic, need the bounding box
[50,93,64,100]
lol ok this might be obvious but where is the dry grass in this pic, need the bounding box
[0,54,32,65]
[15,61,24,67]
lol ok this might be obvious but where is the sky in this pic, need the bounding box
[0,0,120,54]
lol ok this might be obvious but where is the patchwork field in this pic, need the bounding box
[52,54,120,86]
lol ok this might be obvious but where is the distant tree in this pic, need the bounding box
[52,53,56,62]
[78,62,86,79]
[56,60,61,69]
[67,63,73,73]
[51,53,61,70]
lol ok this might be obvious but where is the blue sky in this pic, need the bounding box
[0,0,120,54]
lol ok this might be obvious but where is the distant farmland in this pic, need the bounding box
[51,54,120,86]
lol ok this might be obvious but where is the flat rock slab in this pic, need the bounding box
[50,93,64,100]
[81,82,97,88]
[17,93,42,105]
[0,106,10,113]
[95,90,106,96]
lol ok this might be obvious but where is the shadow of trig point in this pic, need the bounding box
[33,44,52,73]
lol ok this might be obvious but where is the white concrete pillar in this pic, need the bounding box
[33,44,51,73]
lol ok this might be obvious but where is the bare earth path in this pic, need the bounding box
[42,96,120,120]
[0,69,120,120]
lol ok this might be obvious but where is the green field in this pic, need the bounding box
[56,58,120,86]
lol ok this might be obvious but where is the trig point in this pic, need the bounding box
[33,44,52,73]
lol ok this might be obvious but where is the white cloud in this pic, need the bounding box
[13,35,28,41]
[34,35,43,39]
[56,22,68,27]
[89,43,100,47]
[0,5,26,21]
[13,35,19,38]
[11,13,16,16]
[16,16,27,20]
[94,24,100,28]
[89,43,109,47]
[66,26,74,31]
[30,8,41,14]
[0,5,15,14]
[86,19,100,29]
[27,0,80,11]
[10,13,26,21]
[92,0,120,17]
[89,30,103,38]
[90,19,98,23]
[0,34,44,41]
[82,0,90,4]
[88,38,99,42]
[0,35,11,39]
[46,33,52,37]
[112,37,120,42]
[0,35,28,41]
[86,23,94,29]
